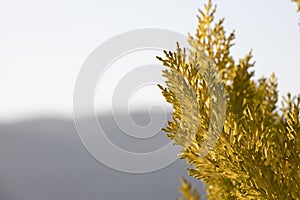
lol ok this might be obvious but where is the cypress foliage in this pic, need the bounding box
[158,1,300,199]
[176,177,201,200]
[293,0,300,12]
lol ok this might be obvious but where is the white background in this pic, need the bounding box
[0,0,299,121]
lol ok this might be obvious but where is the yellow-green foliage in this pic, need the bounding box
[158,0,300,199]
[293,0,300,24]
[293,0,300,11]
[176,177,200,200]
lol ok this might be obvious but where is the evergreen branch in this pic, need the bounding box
[158,0,300,199]
[176,177,201,200]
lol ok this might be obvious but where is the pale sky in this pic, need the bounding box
[0,0,299,122]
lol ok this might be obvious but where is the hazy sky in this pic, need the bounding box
[0,0,299,121]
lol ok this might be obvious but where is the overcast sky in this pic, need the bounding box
[0,0,299,122]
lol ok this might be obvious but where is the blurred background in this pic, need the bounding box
[0,0,299,199]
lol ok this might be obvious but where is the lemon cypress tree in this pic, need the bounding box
[158,0,300,199]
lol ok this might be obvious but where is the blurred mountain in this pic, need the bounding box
[0,112,205,200]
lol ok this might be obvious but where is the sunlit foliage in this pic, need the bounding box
[176,177,201,200]
[158,0,300,199]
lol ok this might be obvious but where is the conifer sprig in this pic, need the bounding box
[176,177,201,200]
[158,0,300,199]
